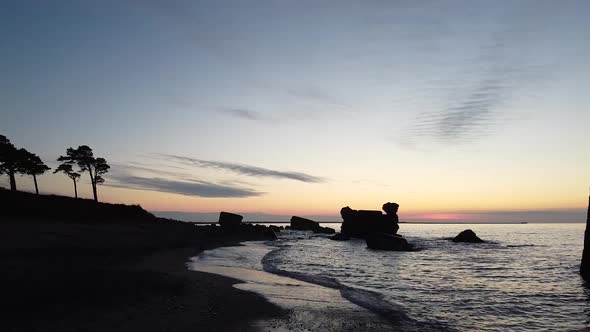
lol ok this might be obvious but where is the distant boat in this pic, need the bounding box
[520,222,528,224]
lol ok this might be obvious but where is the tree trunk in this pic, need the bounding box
[88,167,98,202]
[92,182,98,202]
[33,174,39,195]
[580,194,590,279]
[73,179,78,199]
[8,170,16,191]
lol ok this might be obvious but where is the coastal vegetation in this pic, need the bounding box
[0,134,110,201]
[57,145,110,202]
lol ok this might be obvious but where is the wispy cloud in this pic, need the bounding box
[399,6,545,146]
[105,163,262,198]
[406,78,504,144]
[218,108,267,121]
[107,175,262,198]
[158,154,326,183]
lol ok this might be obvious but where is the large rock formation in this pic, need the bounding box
[581,194,590,280]
[218,211,243,232]
[366,233,414,251]
[452,229,484,243]
[290,216,335,234]
[340,202,400,238]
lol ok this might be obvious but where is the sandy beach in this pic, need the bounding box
[0,218,284,332]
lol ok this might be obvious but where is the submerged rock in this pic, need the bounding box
[452,229,484,243]
[218,212,243,232]
[366,233,414,251]
[313,226,335,234]
[269,225,282,233]
[329,233,350,241]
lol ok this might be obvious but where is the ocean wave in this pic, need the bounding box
[261,245,456,331]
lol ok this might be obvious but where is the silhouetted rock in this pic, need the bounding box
[580,195,590,280]
[290,216,317,230]
[290,216,334,234]
[329,233,350,241]
[340,202,400,238]
[366,233,414,251]
[218,212,243,232]
[452,229,484,243]
[382,202,399,216]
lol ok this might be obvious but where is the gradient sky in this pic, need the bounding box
[1,1,589,222]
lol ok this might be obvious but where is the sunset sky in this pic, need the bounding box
[2,1,589,222]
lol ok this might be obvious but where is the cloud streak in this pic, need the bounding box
[105,163,262,198]
[107,175,262,198]
[218,108,267,121]
[159,154,325,183]
[400,6,544,146]
[406,78,504,144]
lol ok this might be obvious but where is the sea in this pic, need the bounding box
[191,223,590,332]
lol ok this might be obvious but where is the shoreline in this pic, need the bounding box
[190,241,398,331]
[190,238,460,332]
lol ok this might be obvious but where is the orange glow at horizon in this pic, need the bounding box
[405,213,484,221]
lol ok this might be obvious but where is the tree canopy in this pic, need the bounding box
[54,163,81,198]
[1,135,29,191]
[58,145,110,201]
[22,151,51,177]
[20,150,51,195]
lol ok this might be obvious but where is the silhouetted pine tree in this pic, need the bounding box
[58,146,110,202]
[21,151,51,195]
[53,163,81,198]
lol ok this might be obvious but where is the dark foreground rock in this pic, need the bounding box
[366,233,415,251]
[340,202,400,238]
[452,229,484,243]
[290,216,334,234]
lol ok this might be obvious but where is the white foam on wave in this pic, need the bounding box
[262,240,456,332]
[188,241,396,332]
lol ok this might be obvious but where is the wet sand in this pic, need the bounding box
[190,242,396,331]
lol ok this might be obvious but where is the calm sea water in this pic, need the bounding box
[259,223,589,332]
